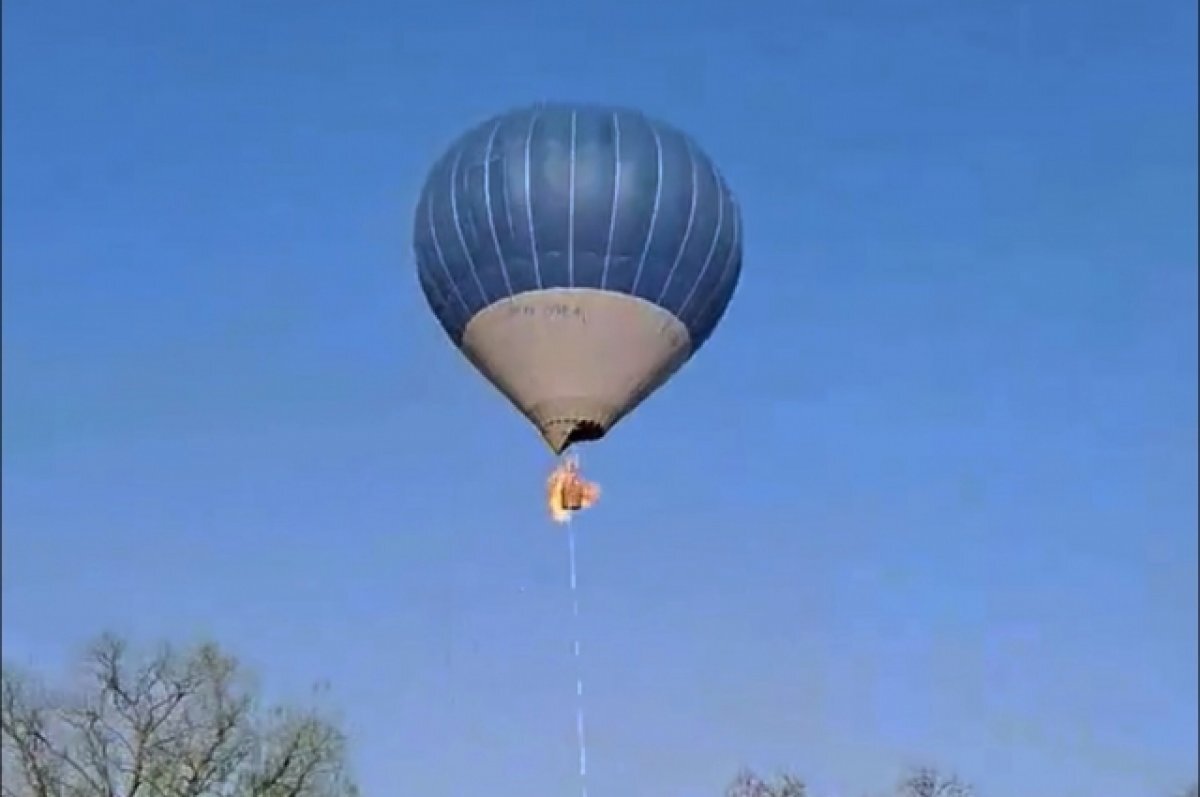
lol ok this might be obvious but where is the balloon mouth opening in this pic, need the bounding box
[545,419,608,455]
[564,420,606,448]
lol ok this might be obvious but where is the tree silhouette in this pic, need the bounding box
[2,633,357,797]
[726,768,808,797]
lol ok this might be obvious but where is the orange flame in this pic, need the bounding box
[546,456,601,524]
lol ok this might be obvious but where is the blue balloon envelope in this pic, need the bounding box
[414,102,743,453]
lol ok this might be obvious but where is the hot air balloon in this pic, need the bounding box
[414,102,743,455]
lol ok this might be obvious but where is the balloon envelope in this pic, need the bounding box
[414,102,743,452]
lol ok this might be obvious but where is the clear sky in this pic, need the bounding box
[3,0,1196,795]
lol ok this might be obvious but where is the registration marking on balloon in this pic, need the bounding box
[504,300,588,324]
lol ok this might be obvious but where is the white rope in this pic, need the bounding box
[565,512,589,797]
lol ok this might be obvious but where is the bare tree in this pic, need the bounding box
[895,767,973,797]
[2,633,357,797]
[725,766,976,797]
[726,768,807,797]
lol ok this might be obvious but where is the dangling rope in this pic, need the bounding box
[565,513,589,797]
[546,450,596,795]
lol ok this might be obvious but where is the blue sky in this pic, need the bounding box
[2,0,1196,794]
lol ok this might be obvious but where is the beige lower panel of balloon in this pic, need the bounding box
[460,288,693,453]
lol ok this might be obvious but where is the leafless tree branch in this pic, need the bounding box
[726,768,807,797]
[896,766,973,797]
[2,635,355,797]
